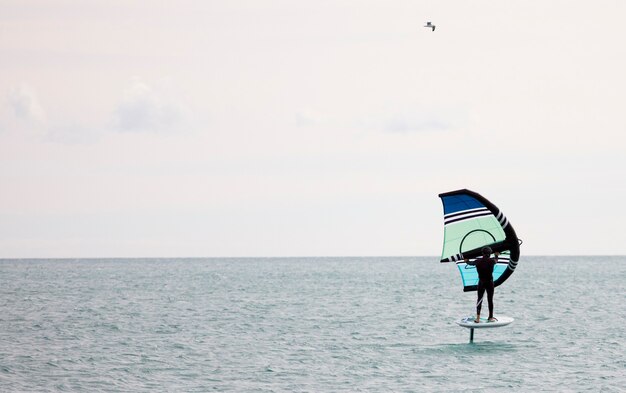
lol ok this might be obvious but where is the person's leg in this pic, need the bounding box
[486,281,496,321]
[475,281,485,322]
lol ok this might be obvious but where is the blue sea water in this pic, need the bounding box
[0,256,624,392]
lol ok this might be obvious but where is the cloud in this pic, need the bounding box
[113,79,189,133]
[380,112,452,133]
[7,85,46,123]
[295,107,328,127]
[45,123,104,145]
[1,85,102,143]
[293,105,468,135]
[1,79,193,144]
[371,105,473,134]
[0,85,47,137]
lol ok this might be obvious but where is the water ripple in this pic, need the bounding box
[0,257,624,391]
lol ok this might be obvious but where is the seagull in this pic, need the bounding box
[424,21,435,31]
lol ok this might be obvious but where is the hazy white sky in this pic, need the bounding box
[1,0,625,257]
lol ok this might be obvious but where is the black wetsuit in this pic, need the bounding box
[474,256,496,317]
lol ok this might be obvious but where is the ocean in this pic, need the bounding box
[1,257,624,392]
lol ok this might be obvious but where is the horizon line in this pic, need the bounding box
[1,255,624,261]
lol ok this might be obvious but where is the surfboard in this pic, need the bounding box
[456,315,514,329]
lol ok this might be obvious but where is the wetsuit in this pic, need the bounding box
[474,256,496,317]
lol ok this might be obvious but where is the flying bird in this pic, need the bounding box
[424,22,435,31]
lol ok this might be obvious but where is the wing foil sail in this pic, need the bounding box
[438,189,521,292]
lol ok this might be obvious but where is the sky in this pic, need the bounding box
[1,0,625,258]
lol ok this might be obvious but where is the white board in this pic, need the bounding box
[456,315,514,329]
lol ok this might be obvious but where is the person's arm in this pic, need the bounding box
[493,252,500,267]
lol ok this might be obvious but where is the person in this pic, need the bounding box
[464,246,500,323]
